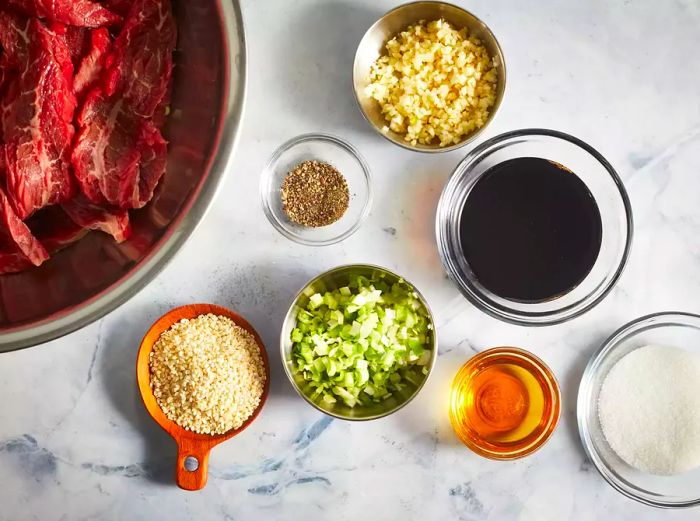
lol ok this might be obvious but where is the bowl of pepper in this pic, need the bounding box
[260,133,373,246]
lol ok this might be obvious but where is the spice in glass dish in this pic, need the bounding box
[281,160,350,227]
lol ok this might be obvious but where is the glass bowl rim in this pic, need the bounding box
[577,311,700,508]
[260,132,373,246]
[435,128,634,326]
[449,346,561,459]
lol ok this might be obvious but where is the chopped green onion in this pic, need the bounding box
[290,273,433,407]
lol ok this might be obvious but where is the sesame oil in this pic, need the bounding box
[449,348,560,459]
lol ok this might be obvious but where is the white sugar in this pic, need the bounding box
[598,344,700,475]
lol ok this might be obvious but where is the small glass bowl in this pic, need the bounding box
[436,129,633,325]
[578,312,700,508]
[260,133,373,246]
[449,347,561,459]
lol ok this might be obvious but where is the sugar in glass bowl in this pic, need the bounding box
[578,312,700,508]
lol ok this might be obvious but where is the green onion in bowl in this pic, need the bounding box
[290,272,433,408]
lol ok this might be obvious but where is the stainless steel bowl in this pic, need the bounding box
[0,1,246,351]
[280,264,438,421]
[353,1,506,153]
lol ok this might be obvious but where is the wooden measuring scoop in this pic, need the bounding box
[136,304,270,491]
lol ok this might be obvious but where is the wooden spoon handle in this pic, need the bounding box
[175,439,214,491]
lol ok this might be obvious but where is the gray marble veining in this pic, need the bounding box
[1,0,699,519]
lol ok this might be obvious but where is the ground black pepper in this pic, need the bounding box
[280,160,350,227]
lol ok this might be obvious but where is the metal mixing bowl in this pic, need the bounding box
[0,1,246,351]
[280,264,437,421]
[352,1,506,153]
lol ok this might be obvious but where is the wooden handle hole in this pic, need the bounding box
[184,456,199,472]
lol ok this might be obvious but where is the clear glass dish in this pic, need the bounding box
[260,133,372,246]
[577,312,700,508]
[449,347,560,460]
[436,129,633,325]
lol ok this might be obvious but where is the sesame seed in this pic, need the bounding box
[149,314,266,435]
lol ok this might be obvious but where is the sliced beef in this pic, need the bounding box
[72,0,173,209]
[73,27,111,98]
[1,19,76,219]
[0,10,31,67]
[0,0,174,275]
[62,194,131,242]
[103,0,175,118]
[63,25,90,67]
[100,0,133,18]
[0,206,86,274]
[6,0,121,28]
[72,90,167,208]
[151,77,171,130]
[0,187,48,270]
[0,53,15,153]
[134,119,167,202]
[0,249,32,273]
[62,26,111,98]
[28,206,87,251]
[0,13,24,169]
[0,56,13,94]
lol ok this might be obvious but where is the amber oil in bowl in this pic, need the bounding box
[449,347,560,459]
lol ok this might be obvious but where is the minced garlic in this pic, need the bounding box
[365,19,499,147]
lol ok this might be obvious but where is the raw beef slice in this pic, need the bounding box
[63,195,131,243]
[28,206,87,252]
[0,187,48,271]
[6,0,121,28]
[1,19,76,219]
[63,26,91,67]
[104,0,176,118]
[73,28,111,98]
[0,10,31,67]
[101,0,133,17]
[0,206,87,274]
[72,0,173,209]
[72,90,167,208]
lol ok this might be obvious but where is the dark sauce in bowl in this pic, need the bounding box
[459,157,602,302]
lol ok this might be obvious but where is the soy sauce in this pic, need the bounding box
[459,157,602,302]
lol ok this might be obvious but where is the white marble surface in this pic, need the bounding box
[2,0,700,519]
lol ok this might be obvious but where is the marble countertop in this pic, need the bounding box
[2,0,700,519]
